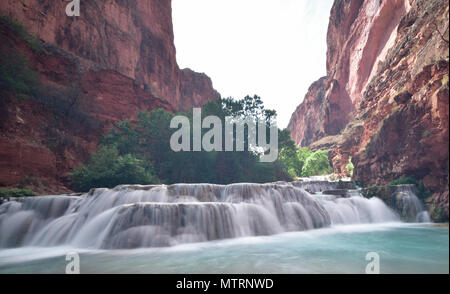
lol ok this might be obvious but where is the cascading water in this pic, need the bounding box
[391,185,431,223]
[291,179,356,193]
[0,182,427,249]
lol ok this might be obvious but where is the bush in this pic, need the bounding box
[389,177,418,186]
[0,188,35,198]
[0,51,41,99]
[69,146,160,192]
[345,156,354,177]
[0,15,42,52]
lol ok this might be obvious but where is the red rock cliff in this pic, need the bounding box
[288,0,449,221]
[0,0,219,110]
[289,0,411,144]
[0,0,219,193]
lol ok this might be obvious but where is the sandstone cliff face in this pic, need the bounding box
[287,77,330,147]
[0,0,219,193]
[288,0,449,221]
[0,0,219,110]
[289,0,411,144]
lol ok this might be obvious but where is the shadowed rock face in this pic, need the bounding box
[0,0,219,193]
[288,0,449,221]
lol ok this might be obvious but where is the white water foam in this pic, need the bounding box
[0,182,428,249]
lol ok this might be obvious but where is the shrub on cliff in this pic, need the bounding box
[0,51,41,99]
[345,157,354,177]
[69,146,160,192]
[0,15,42,53]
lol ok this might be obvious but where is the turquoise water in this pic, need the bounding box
[0,223,448,274]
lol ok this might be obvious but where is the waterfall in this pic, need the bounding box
[0,182,414,249]
[391,185,431,222]
[291,180,356,193]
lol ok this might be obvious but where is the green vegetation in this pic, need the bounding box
[0,48,85,119]
[0,51,41,99]
[345,156,354,177]
[277,134,332,178]
[0,15,43,52]
[301,150,333,177]
[389,177,432,199]
[0,16,89,122]
[70,96,294,191]
[0,16,333,191]
[71,95,330,191]
[0,27,99,151]
[278,131,303,178]
[442,75,449,86]
[69,146,160,192]
[0,188,35,198]
[389,177,420,186]
[0,47,98,150]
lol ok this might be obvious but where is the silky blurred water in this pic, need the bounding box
[0,223,447,274]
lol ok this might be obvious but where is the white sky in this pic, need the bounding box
[172,0,334,128]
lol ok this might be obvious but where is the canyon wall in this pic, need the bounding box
[0,0,219,193]
[288,0,411,145]
[0,0,219,110]
[288,0,449,221]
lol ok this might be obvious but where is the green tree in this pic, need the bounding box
[69,146,159,191]
[297,147,313,174]
[102,120,140,155]
[301,150,332,177]
[73,96,292,188]
[278,129,302,178]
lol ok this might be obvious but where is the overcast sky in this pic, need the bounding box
[172,0,334,128]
